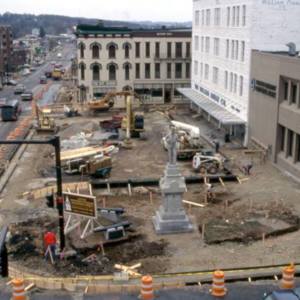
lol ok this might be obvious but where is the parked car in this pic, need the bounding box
[40,76,47,84]
[14,84,26,94]
[6,79,18,86]
[21,91,33,101]
[44,70,52,78]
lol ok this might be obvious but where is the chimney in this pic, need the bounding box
[286,42,297,56]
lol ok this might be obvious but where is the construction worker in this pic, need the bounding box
[44,231,57,263]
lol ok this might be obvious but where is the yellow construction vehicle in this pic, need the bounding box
[51,68,62,81]
[87,91,140,113]
[33,102,57,133]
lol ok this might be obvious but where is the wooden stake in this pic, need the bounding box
[262,233,266,246]
[149,192,153,205]
[201,224,205,240]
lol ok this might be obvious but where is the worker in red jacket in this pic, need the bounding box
[44,231,57,262]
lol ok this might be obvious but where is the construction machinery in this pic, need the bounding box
[52,68,62,80]
[87,91,134,113]
[64,155,112,178]
[162,121,202,160]
[192,152,225,174]
[33,102,57,133]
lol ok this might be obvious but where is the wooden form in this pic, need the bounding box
[114,263,141,277]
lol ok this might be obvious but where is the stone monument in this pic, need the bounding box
[152,125,194,234]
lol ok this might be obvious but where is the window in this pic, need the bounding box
[279,126,286,152]
[92,64,100,81]
[204,64,209,80]
[214,38,220,56]
[145,63,151,79]
[230,72,233,92]
[235,40,239,60]
[241,41,245,61]
[205,37,210,53]
[214,8,221,26]
[167,42,172,58]
[201,37,204,52]
[236,6,240,26]
[145,42,150,58]
[242,5,247,26]
[135,63,140,79]
[231,40,235,59]
[227,7,231,26]
[201,10,205,26]
[200,63,203,78]
[79,43,85,59]
[234,74,237,93]
[175,63,182,79]
[232,6,236,26]
[155,63,160,79]
[297,135,300,162]
[224,71,228,89]
[195,36,199,51]
[291,83,298,104]
[167,63,172,79]
[124,64,130,80]
[239,75,243,96]
[195,10,200,26]
[194,60,198,76]
[213,67,219,84]
[288,130,294,157]
[186,62,190,78]
[175,42,182,58]
[124,43,130,59]
[135,42,140,58]
[108,64,116,81]
[108,44,116,59]
[284,80,289,100]
[206,9,211,25]
[186,42,191,58]
[155,42,160,58]
[80,63,85,80]
[226,39,229,58]
[92,44,100,59]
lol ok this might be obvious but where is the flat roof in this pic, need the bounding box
[178,88,245,126]
[75,24,192,37]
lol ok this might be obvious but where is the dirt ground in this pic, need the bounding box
[2,106,300,276]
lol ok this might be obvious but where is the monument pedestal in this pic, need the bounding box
[152,163,193,234]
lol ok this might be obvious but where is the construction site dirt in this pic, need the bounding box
[2,105,300,277]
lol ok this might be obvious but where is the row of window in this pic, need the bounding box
[78,41,191,60]
[283,79,300,106]
[194,61,244,96]
[194,36,245,62]
[194,5,247,27]
[279,126,300,162]
[79,62,191,81]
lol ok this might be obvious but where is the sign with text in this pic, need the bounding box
[63,192,97,219]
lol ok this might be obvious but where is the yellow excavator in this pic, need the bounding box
[33,101,57,133]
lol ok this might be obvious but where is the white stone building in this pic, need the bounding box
[179,0,300,141]
[75,24,192,106]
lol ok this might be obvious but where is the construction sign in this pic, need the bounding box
[63,192,97,219]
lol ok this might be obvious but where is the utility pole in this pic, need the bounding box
[0,136,65,251]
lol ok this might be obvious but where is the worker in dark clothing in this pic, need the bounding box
[214,141,220,153]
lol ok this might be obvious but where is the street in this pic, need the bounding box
[0,281,292,300]
[0,42,75,140]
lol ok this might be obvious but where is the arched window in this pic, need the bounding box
[107,42,118,59]
[92,65,100,81]
[123,42,131,59]
[123,62,132,81]
[78,42,86,59]
[79,63,85,80]
[109,64,116,81]
[92,44,100,59]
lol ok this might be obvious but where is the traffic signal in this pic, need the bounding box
[46,194,54,208]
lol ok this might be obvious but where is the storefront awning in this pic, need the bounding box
[178,88,245,125]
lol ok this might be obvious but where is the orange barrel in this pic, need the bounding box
[12,278,26,300]
[211,270,227,297]
[141,275,154,300]
[281,264,295,289]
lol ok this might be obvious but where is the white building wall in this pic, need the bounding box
[192,0,300,123]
